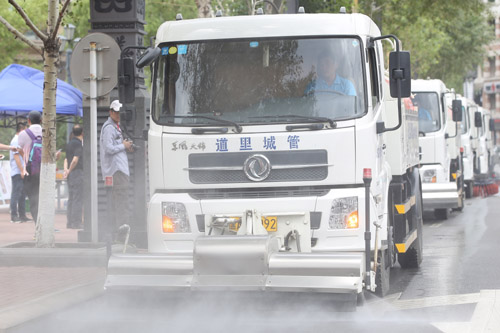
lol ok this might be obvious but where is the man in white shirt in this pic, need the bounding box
[10,122,29,223]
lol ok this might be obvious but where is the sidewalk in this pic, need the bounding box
[0,207,78,247]
[0,207,107,332]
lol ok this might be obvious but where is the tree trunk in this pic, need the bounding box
[36,0,59,247]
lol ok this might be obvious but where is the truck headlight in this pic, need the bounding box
[162,202,191,233]
[328,197,358,229]
[423,169,437,183]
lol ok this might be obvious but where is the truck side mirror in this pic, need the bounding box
[118,58,136,104]
[389,51,411,98]
[136,47,161,68]
[474,111,482,128]
[452,99,462,122]
[490,118,495,132]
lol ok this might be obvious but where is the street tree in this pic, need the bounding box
[358,0,493,93]
[0,1,48,71]
[0,0,72,247]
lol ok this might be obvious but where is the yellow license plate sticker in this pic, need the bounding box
[228,218,242,232]
[261,216,277,232]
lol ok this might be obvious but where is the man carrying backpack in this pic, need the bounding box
[18,111,42,223]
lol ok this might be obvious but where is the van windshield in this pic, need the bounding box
[152,37,366,126]
[411,92,441,133]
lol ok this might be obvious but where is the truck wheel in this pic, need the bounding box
[375,249,390,297]
[434,208,449,220]
[399,184,423,269]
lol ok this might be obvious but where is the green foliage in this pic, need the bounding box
[0,0,48,70]
[298,0,353,13]
[358,0,494,93]
[144,0,198,43]
[0,127,15,148]
[64,0,91,41]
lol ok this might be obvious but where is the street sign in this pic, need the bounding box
[70,33,120,97]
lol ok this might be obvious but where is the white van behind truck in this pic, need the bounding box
[477,107,494,176]
[460,96,476,198]
[107,10,422,302]
[411,79,464,219]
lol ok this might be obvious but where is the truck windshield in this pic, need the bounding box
[411,92,441,133]
[152,37,366,126]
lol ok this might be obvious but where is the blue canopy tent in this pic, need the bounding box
[0,64,83,117]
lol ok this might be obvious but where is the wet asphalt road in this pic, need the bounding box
[14,195,500,333]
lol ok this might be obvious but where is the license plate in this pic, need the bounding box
[261,216,277,232]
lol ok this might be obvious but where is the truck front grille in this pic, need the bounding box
[188,150,328,184]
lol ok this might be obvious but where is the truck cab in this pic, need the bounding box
[107,11,421,300]
[411,79,463,219]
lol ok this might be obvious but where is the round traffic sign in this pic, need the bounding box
[70,33,121,97]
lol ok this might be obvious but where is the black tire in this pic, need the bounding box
[375,249,390,297]
[399,182,423,269]
[434,208,449,220]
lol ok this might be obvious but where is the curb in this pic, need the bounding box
[0,246,108,267]
[0,243,140,267]
[0,278,105,333]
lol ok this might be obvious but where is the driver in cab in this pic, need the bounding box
[305,52,357,96]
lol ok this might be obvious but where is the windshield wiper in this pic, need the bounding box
[286,123,324,131]
[163,115,242,134]
[249,114,336,128]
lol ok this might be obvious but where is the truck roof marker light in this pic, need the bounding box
[298,6,305,14]
[162,216,175,233]
[176,13,183,21]
[346,211,359,229]
[363,168,372,180]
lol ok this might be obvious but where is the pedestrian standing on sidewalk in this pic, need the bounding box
[17,111,42,223]
[64,124,84,229]
[100,100,134,239]
[9,122,30,223]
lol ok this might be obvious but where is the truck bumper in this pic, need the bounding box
[105,235,364,294]
[421,182,460,209]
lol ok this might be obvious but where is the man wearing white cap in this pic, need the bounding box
[100,100,134,238]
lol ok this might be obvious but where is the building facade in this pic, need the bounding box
[474,0,500,142]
